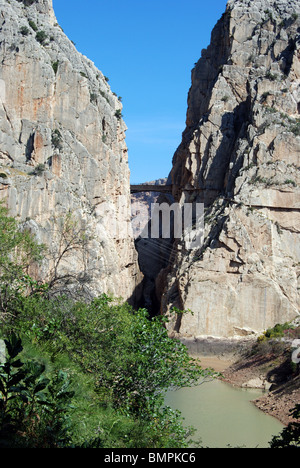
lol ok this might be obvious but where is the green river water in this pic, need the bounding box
[165,380,284,448]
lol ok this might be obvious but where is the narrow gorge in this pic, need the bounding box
[0,0,299,447]
[136,0,300,349]
[1,0,299,345]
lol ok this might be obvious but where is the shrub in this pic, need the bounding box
[290,122,300,136]
[36,31,47,45]
[17,0,37,6]
[28,20,38,32]
[261,91,271,101]
[0,204,45,323]
[284,179,297,187]
[265,71,278,81]
[32,163,46,176]
[51,129,62,150]
[20,26,30,36]
[115,109,123,120]
[90,93,98,104]
[52,61,59,75]
[264,322,294,339]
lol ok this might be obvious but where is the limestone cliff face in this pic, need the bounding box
[0,0,142,301]
[160,0,300,339]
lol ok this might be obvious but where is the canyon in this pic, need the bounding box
[0,0,299,347]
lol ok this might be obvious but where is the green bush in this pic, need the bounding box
[52,61,59,75]
[115,109,123,120]
[270,405,300,448]
[90,93,98,104]
[36,31,47,45]
[28,20,38,32]
[17,0,37,6]
[264,323,295,340]
[33,163,46,176]
[51,129,62,150]
[20,26,30,36]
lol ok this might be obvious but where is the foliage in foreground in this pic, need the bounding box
[0,202,218,447]
[270,405,300,449]
[1,204,298,448]
[1,294,215,448]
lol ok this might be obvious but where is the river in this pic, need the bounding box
[165,358,284,448]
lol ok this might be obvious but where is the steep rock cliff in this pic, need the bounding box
[0,0,142,301]
[160,0,300,339]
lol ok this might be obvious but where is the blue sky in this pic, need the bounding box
[52,0,228,183]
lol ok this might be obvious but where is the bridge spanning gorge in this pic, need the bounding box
[130,185,202,194]
[130,185,300,212]
[130,184,173,194]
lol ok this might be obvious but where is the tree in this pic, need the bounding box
[46,295,218,445]
[45,213,95,298]
[0,204,44,322]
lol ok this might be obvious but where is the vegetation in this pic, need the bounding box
[30,163,46,176]
[270,405,300,448]
[258,322,300,342]
[90,93,98,104]
[51,129,62,150]
[28,20,38,32]
[0,333,74,448]
[52,61,59,75]
[36,31,47,45]
[0,205,216,447]
[17,0,38,6]
[115,109,123,120]
[20,26,30,36]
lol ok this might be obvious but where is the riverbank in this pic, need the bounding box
[222,350,300,426]
[182,335,299,426]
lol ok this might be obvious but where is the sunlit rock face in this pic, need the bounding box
[0,0,142,302]
[159,0,300,339]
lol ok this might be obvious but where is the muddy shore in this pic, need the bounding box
[185,336,299,426]
[198,354,298,426]
[221,353,299,426]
